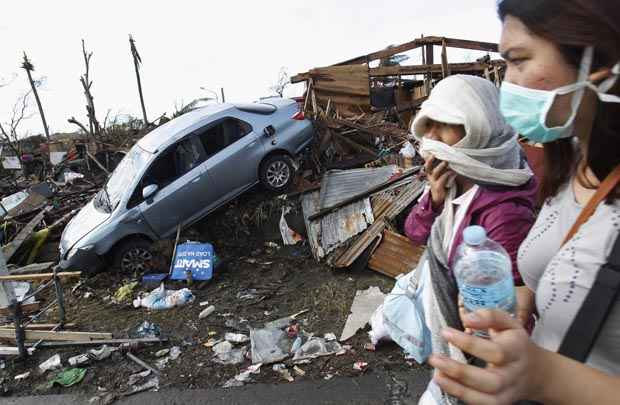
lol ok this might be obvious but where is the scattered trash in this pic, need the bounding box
[127,370,151,386]
[250,328,291,365]
[353,361,369,372]
[280,207,303,245]
[155,357,170,370]
[293,337,342,361]
[226,362,262,387]
[273,364,294,382]
[290,336,303,353]
[222,378,244,388]
[264,241,280,249]
[225,333,249,344]
[213,341,233,355]
[324,333,337,341]
[213,346,248,366]
[129,321,161,338]
[114,281,138,303]
[14,372,30,380]
[324,373,334,381]
[68,345,115,366]
[48,368,87,387]
[286,323,300,338]
[199,301,210,306]
[293,366,306,376]
[83,292,93,299]
[142,274,167,288]
[364,343,377,352]
[39,354,62,373]
[155,349,170,358]
[237,289,258,300]
[199,305,215,319]
[169,346,181,360]
[203,338,221,348]
[128,377,159,395]
[0,360,4,369]
[133,284,194,310]
[340,286,386,342]
[264,309,309,329]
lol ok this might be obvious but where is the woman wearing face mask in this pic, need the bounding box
[428,1,620,404]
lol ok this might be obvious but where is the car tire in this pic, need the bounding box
[112,238,154,274]
[260,154,295,193]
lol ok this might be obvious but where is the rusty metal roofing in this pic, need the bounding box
[318,165,398,210]
[320,199,373,255]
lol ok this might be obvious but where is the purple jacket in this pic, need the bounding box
[404,179,538,286]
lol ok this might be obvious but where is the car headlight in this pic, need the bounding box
[66,244,94,260]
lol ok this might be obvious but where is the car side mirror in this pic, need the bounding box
[263,125,276,137]
[142,184,159,200]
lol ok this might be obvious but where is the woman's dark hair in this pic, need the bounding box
[498,0,620,201]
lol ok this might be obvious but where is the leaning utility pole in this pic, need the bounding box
[129,34,148,128]
[21,53,50,140]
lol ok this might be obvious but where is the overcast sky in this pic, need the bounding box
[0,0,503,136]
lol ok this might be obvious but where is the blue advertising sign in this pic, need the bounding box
[170,242,214,281]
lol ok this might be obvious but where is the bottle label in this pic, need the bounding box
[461,277,515,311]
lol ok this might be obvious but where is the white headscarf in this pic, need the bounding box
[411,75,533,251]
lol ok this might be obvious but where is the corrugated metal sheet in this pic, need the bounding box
[301,191,324,260]
[301,193,374,259]
[334,178,426,267]
[368,230,426,278]
[319,165,398,210]
[320,199,373,255]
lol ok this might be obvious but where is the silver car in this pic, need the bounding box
[59,98,314,273]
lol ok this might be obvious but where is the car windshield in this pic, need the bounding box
[94,145,152,213]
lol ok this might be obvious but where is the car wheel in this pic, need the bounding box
[113,238,154,274]
[260,154,295,193]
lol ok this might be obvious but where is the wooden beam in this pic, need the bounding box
[0,323,76,330]
[28,337,167,348]
[443,37,499,53]
[0,271,81,282]
[369,62,500,77]
[425,44,434,65]
[9,262,55,275]
[335,36,444,66]
[0,302,40,316]
[441,39,450,78]
[2,207,50,260]
[0,329,112,342]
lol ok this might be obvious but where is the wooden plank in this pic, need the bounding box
[0,302,40,316]
[0,271,81,282]
[0,323,76,330]
[335,36,442,66]
[369,230,425,278]
[369,62,499,77]
[426,44,434,65]
[2,207,50,261]
[28,337,167,348]
[444,37,499,53]
[0,329,112,342]
[441,39,450,78]
[9,262,55,275]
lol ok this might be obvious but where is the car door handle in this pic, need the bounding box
[191,177,201,184]
[245,141,257,149]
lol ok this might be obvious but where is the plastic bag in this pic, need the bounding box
[292,337,342,361]
[382,265,432,363]
[133,283,194,310]
[368,304,391,345]
[250,328,291,364]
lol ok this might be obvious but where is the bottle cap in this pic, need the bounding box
[463,225,486,246]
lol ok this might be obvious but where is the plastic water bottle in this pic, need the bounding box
[453,225,516,336]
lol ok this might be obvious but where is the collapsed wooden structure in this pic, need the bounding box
[292,35,504,121]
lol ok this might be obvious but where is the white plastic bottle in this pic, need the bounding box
[453,225,516,335]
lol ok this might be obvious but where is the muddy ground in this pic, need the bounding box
[0,188,427,400]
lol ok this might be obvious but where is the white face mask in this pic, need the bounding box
[500,46,620,143]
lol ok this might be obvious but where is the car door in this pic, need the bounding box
[134,134,213,237]
[195,117,264,205]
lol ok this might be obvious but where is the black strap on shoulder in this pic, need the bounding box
[557,232,620,362]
